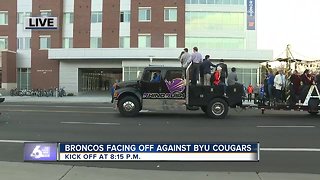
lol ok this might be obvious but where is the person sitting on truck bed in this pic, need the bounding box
[227,67,238,86]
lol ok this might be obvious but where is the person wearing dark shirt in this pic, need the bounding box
[290,70,301,103]
[199,55,207,85]
[300,69,313,102]
[300,69,313,86]
[217,59,228,84]
[267,71,275,101]
[200,55,215,86]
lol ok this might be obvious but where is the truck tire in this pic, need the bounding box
[118,96,141,117]
[308,99,319,115]
[206,98,228,119]
[308,111,318,115]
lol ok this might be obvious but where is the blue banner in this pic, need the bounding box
[247,0,255,30]
[24,143,57,161]
[59,143,259,153]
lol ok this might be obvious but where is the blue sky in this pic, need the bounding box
[257,0,320,59]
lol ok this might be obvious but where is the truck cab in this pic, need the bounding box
[113,64,231,119]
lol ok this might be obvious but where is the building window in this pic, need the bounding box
[120,11,131,22]
[90,37,102,48]
[40,36,51,49]
[17,38,23,49]
[123,67,146,81]
[185,37,245,49]
[40,10,52,17]
[17,37,31,50]
[164,8,177,22]
[91,11,102,23]
[164,34,177,48]
[25,37,31,49]
[233,68,257,87]
[0,37,8,50]
[186,11,245,32]
[120,36,130,48]
[138,7,151,22]
[186,0,244,5]
[17,68,31,90]
[0,11,8,25]
[64,12,74,24]
[138,34,151,48]
[17,12,31,24]
[63,38,73,48]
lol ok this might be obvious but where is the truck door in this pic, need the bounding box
[140,69,164,94]
[139,69,166,111]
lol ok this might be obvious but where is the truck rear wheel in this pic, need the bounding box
[118,96,140,117]
[308,111,318,115]
[206,98,228,119]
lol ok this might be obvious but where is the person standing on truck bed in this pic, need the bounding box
[217,59,228,85]
[180,48,191,69]
[213,66,222,86]
[290,70,301,104]
[274,70,285,103]
[267,71,275,102]
[189,47,203,86]
[300,69,314,102]
[200,55,215,86]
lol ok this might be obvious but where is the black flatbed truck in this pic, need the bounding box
[113,63,241,119]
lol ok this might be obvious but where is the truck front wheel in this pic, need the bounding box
[206,98,228,119]
[118,96,140,117]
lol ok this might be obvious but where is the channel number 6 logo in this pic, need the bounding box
[30,145,44,159]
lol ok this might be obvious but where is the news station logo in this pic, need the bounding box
[25,17,58,30]
[24,143,57,161]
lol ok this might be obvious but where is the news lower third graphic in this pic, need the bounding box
[24,143,260,162]
[24,143,57,161]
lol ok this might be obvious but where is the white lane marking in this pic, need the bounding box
[4,109,115,114]
[1,105,112,109]
[60,122,120,125]
[257,126,316,128]
[0,140,42,143]
[261,148,320,152]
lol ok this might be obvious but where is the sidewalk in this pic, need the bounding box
[1,95,112,103]
[0,161,319,180]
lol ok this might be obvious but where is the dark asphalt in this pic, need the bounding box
[0,102,319,174]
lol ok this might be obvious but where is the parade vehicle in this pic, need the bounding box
[113,63,243,119]
[245,45,320,115]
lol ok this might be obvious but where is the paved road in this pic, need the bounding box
[0,102,319,174]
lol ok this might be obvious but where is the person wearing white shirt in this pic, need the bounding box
[274,70,285,102]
